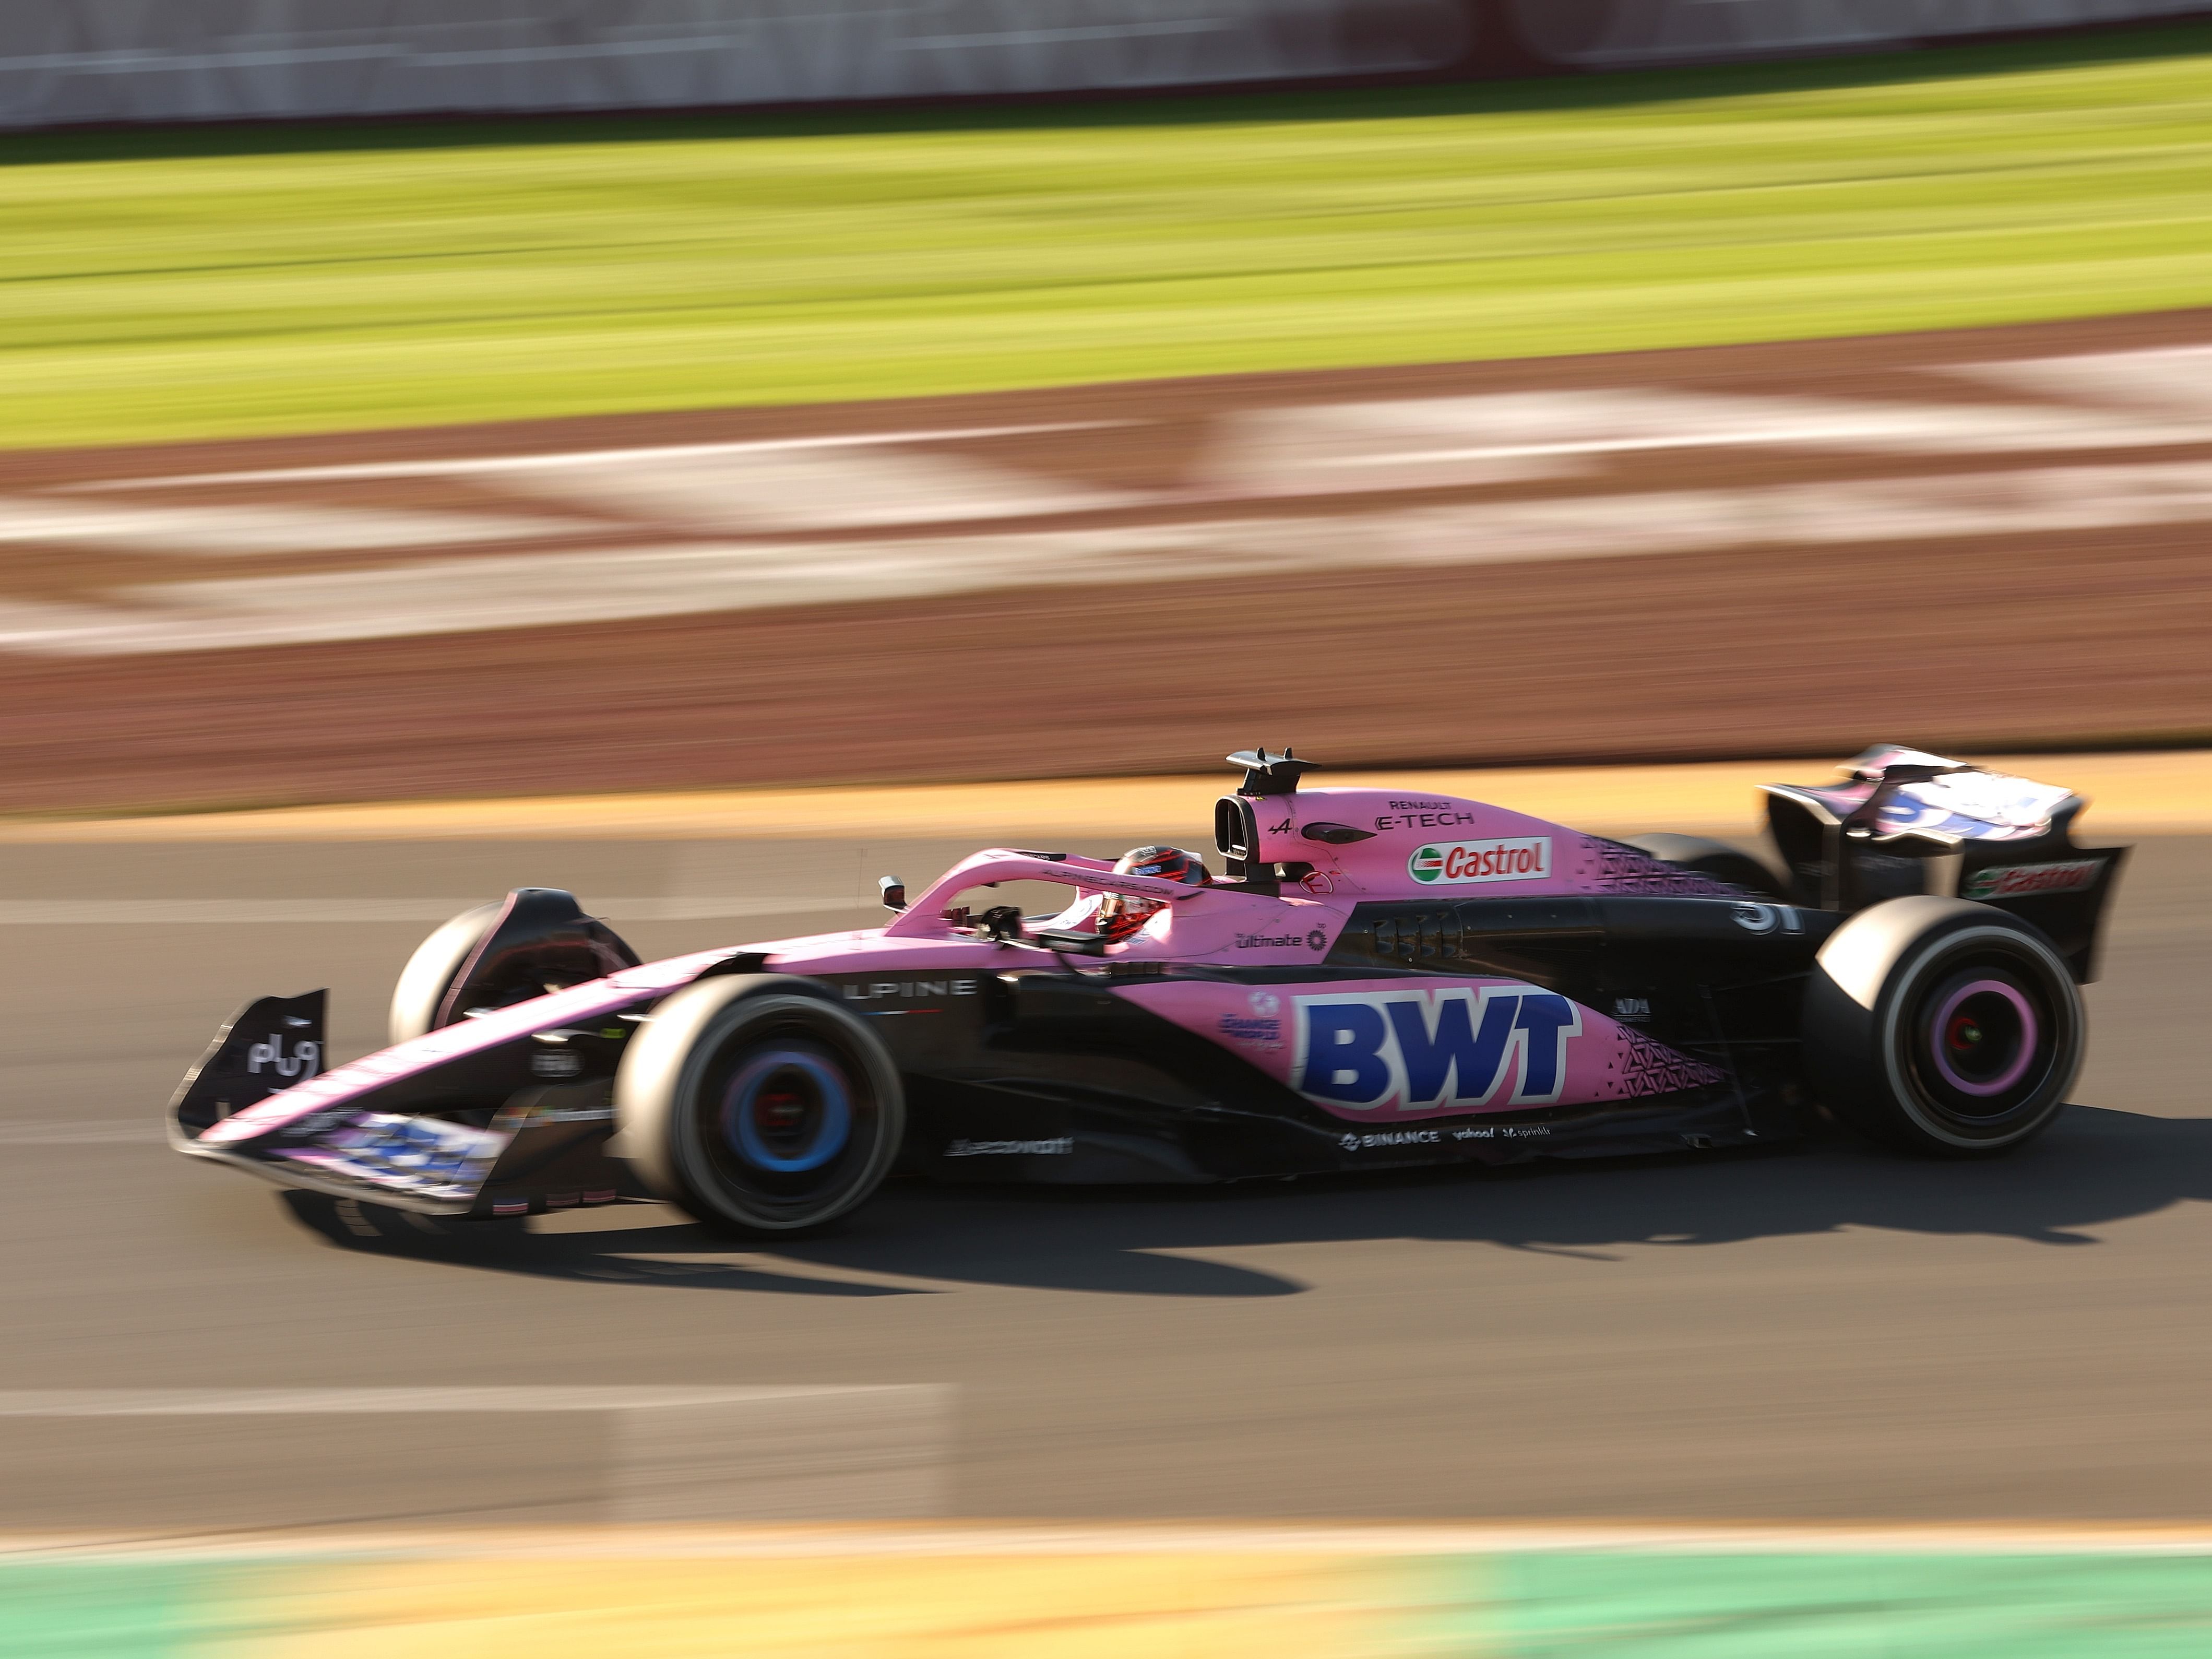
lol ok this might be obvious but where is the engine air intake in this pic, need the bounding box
[1215,796,1258,861]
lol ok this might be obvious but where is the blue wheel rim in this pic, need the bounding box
[720,1046,852,1174]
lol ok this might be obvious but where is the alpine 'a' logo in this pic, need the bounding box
[1293,987,1581,1111]
[1408,837,1550,885]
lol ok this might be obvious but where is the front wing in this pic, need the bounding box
[168,948,739,1215]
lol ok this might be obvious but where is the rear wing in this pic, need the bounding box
[1763,746,2127,981]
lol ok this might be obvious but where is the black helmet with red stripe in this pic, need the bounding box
[1097,846,1211,942]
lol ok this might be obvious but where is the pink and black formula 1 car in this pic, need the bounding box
[170,747,2127,1235]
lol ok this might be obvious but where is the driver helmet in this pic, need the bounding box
[1097,845,1210,942]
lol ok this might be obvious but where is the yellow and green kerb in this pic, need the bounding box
[9,1542,2212,1657]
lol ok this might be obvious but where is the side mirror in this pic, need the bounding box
[878,876,906,913]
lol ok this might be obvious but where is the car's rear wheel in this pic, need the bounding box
[614,976,904,1236]
[1802,896,2082,1156]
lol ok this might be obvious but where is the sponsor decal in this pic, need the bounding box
[491,1198,529,1217]
[1407,838,1551,886]
[1728,902,1797,934]
[843,978,980,1003]
[946,1137,1073,1157]
[291,1109,351,1134]
[545,1192,580,1209]
[1230,929,1330,952]
[1963,859,2101,900]
[582,1189,618,1205]
[1294,987,1583,1111]
[1375,808,1483,833]
[246,1035,319,1081]
[278,1110,510,1202]
[513,1101,613,1124]
[1300,871,1335,895]
[1613,997,1651,1022]
[1372,799,1485,832]
[1338,1129,1442,1151]
[1450,1123,1552,1140]
[1218,990,1286,1049]
[530,1050,583,1079]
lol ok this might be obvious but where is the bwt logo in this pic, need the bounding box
[1293,988,1581,1111]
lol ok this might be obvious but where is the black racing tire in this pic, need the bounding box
[1623,833,1790,899]
[388,902,504,1045]
[1803,896,2083,1158]
[614,975,904,1236]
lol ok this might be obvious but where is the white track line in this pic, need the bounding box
[16,459,2212,657]
[0,500,576,555]
[0,1122,165,1146]
[0,1387,952,1527]
[76,424,1125,490]
[0,896,872,924]
[492,443,1146,534]
[0,1387,917,1414]
[13,1523,2212,1561]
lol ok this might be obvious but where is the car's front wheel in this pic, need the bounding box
[1802,896,2083,1156]
[614,975,904,1235]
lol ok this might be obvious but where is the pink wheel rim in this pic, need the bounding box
[1930,978,2037,1098]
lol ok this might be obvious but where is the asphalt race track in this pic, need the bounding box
[3,830,2209,1527]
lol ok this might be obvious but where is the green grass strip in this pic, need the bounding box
[2,25,2210,448]
[0,1562,317,1658]
[1403,1551,2212,1657]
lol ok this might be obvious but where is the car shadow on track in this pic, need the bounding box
[279,1104,2212,1297]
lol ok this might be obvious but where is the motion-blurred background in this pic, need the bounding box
[4,3,2211,808]
[5,5,2212,1654]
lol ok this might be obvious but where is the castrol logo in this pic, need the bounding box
[1963,859,2099,900]
[1407,837,1551,885]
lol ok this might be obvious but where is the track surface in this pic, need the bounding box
[4,829,2210,1523]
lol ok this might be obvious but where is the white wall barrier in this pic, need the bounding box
[0,1,1473,129]
[0,0,2203,131]
[1508,0,2209,68]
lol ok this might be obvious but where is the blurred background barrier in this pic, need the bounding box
[0,1386,953,1528]
[3,0,2209,129]
[1513,0,2212,67]
[0,0,1475,128]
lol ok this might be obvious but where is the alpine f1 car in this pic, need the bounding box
[170,746,2127,1235]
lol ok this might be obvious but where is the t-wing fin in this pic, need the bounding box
[1228,748,1317,797]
